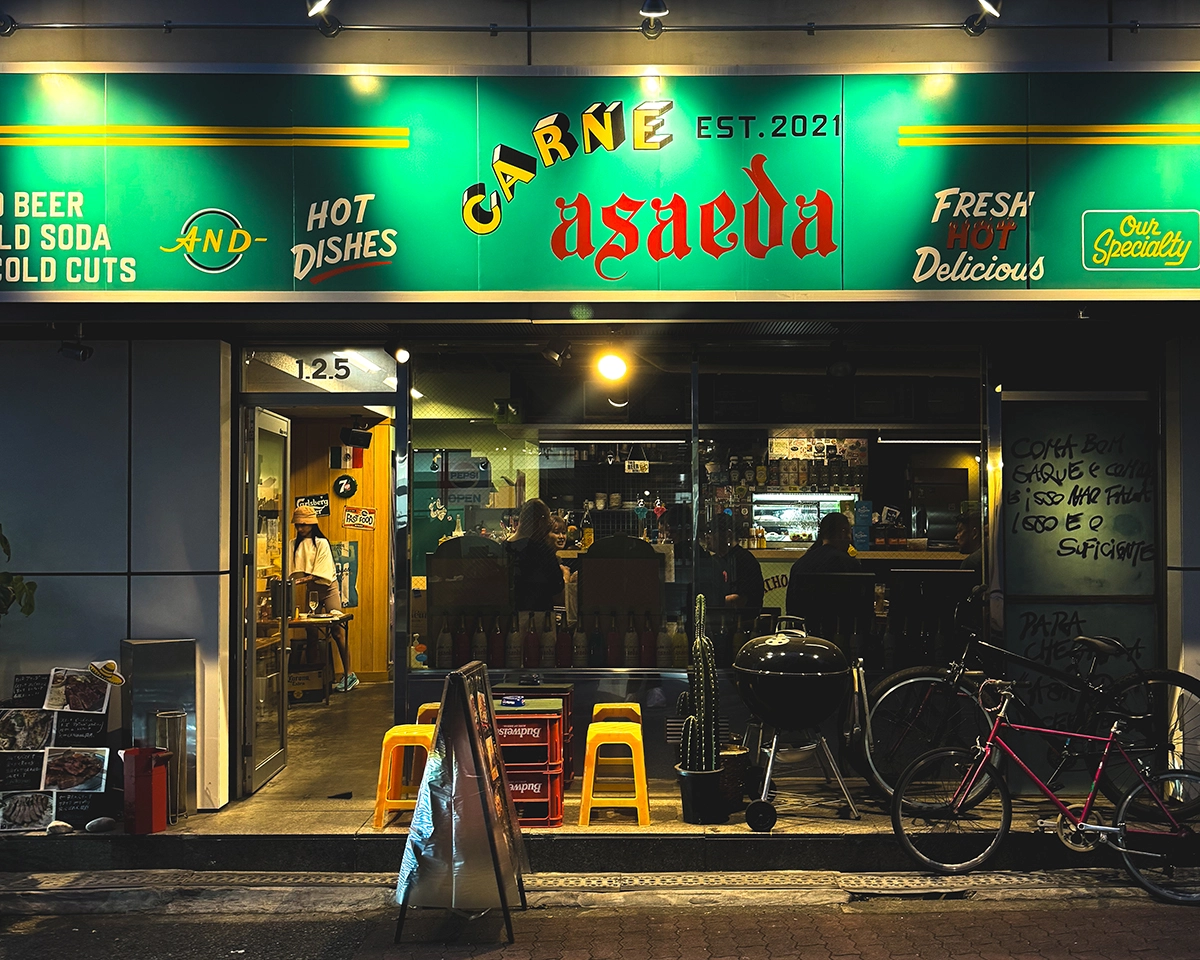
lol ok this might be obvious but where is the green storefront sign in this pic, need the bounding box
[2,71,1200,298]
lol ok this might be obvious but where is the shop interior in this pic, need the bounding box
[214,336,986,833]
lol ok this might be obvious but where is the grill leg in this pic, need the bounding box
[760,731,780,802]
[817,736,861,820]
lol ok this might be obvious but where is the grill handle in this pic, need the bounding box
[774,615,807,634]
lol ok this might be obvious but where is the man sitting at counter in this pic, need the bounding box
[710,513,764,610]
[786,512,862,579]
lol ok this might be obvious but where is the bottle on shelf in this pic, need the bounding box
[435,615,452,670]
[588,612,606,667]
[556,612,573,668]
[671,616,689,668]
[580,506,594,550]
[523,612,540,669]
[623,611,639,667]
[488,616,505,669]
[471,617,488,664]
[452,615,471,667]
[505,613,523,669]
[606,612,623,667]
[639,612,656,668]
[540,610,557,668]
[656,618,673,668]
[573,617,589,667]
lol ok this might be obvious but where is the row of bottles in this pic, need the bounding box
[424,611,701,670]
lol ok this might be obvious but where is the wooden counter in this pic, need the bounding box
[751,548,968,563]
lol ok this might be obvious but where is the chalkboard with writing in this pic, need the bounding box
[1002,399,1155,598]
[10,675,50,707]
[53,790,114,828]
[0,751,48,791]
[53,713,108,747]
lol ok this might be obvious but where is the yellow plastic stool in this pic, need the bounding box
[416,701,440,724]
[591,703,642,724]
[373,724,436,829]
[578,721,650,826]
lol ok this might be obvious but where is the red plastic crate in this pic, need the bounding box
[507,769,563,827]
[495,713,563,769]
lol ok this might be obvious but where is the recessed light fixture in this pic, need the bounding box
[597,353,628,380]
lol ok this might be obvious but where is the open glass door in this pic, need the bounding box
[243,408,290,793]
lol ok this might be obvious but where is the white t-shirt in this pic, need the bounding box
[293,537,337,584]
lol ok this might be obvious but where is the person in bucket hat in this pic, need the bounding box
[292,505,356,692]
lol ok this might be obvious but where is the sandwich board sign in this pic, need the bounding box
[395,661,528,943]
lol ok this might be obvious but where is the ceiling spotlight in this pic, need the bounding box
[597,353,628,381]
[541,340,572,367]
[962,12,988,36]
[57,323,92,362]
[306,0,331,16]
[978,0,1002,16]
[640,0,669,16]
[385,339,410,364]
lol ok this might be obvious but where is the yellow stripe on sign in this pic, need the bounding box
[0,124,409,137]
[900,135,1200,146]
[898,137,1031,146]
[897,125,1029,135]
[0,137,409,148]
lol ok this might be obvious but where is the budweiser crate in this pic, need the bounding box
[495,713,563,769]
[507,769,563,827]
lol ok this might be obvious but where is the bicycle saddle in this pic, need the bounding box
[1072,635,1129,659]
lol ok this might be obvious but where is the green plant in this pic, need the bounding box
[678,593,720,772]
[0,524,37,626]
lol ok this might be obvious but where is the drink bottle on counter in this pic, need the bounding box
[435,615,452,669]
[555,613,573,667]
[588,612,606,666]
[714,614,731,666]
[453,616,471,667]
[487,617,505,668]
[606,613,622,667]
[540,611,557,668]
[639,613,656,667]
[623,612,639,667]
[505,614,523,668]
[523,613,540,669]
[656,619,672,668]
[731,616,748,660]
[471,617,488,664]
[573,618,589,667]
[671,617,689,667]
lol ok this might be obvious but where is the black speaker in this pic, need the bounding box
[340,427,373,449]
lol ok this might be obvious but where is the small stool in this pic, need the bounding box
[416,702,440,725]
[578,721,650,826]
[592,703,641,724]
[373,724,436,829]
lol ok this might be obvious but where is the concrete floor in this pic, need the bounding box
[173,680,1096,841]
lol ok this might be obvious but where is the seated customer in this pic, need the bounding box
[507,498,566,611]
[709,513,764,610]
[786,511,862,619]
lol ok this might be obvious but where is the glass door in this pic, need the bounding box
[242,408,290,793]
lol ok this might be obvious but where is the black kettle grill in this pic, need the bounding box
[733,616,861,831]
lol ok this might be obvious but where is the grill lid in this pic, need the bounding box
[734,626,848,676]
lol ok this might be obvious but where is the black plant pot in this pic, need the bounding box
[676,765,728,824]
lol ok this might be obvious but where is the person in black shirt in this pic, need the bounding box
[507,498,566,611]
[709,513,764,610]
[956,510,983,572]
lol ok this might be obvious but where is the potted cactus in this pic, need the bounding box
[675,594,728,824]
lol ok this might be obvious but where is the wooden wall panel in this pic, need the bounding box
[290,419,393,681]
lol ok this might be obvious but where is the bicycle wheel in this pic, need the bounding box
[891,747,1011,874]
[1095,670,1200,814]
[1117,771,1200,904]
[865,669,992,799]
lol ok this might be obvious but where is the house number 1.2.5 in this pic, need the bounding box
[296,357,351,381]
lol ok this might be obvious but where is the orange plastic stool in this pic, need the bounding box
[578,721,650,826]
[373,724,436,829]
[416,702,440,724]
[591,703,642,724]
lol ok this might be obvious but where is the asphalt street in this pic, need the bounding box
[4,899,1200,960]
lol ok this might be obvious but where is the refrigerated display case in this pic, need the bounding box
[752,492,859,544]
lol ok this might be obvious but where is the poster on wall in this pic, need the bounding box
[343,506,376,530]
[0,709,56,750]
[331,541,359,608]
[295,494,331,518]
[42,668,111,714]
[42,747,109,793]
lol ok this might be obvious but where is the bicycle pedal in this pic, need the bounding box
[1035,819,1058,832]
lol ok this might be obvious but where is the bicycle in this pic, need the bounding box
[891,679,1200,904]
[857,595,1200,807]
